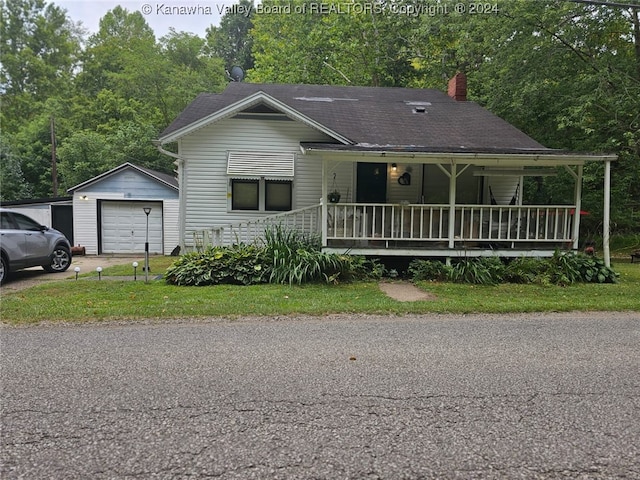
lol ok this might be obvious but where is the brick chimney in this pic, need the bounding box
[447,72,467,101]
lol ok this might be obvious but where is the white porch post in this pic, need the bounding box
[321,157,328,247]
[571,165,583,250]
[603,159,611,267]
[448,162,457,248]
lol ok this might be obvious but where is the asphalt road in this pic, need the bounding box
[1,313,639,479]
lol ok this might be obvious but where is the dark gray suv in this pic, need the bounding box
[0,208,72,286]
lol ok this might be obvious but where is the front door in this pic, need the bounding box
[356,163,387,203]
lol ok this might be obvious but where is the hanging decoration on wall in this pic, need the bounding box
[398,172,411,186]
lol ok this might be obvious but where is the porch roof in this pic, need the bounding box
[300,142,617,165]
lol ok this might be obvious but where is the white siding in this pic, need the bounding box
[387,163,422,204]
[180,117,336,247]
[73,193,124,254]
[163,199,180,253]
[6,205,51,227]
[324,160,354,203]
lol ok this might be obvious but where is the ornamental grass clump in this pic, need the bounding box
[448,257,505,285]
[261,225,367,285]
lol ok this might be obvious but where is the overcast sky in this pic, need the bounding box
[56,1,226,38]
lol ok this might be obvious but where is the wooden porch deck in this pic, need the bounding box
[193,203,578,258]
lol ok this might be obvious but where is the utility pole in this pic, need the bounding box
[50,115,58,197]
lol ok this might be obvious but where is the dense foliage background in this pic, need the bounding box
[1,0,638,235]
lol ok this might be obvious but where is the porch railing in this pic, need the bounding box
[191,203,577,252]
[327,203,576,244]
[192,204,322,250]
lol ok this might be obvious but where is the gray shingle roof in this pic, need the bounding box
[67,162,177,193]
[159,82,548,152]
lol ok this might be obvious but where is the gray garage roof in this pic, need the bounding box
[159,82,549,153]
[67,163,178,193]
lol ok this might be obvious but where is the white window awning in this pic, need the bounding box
[227,151,295,177]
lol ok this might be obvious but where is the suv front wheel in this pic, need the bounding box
[43,245,71,273]
[0,255,8,286]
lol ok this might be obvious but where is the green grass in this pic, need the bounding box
[1,258,639,325]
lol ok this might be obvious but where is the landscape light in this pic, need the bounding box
[143,208,152,283]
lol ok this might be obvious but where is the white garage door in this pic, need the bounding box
[101,201,163,254]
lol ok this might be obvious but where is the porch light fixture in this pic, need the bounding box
[391,163,398,172]
[79,195,89,200]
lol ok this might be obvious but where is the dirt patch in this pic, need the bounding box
[379,281,437,302]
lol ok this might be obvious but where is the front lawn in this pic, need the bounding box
[1,259,638,325]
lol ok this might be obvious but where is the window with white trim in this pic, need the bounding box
[265,180,292,211]
[231,179,259,210]
[228,151,295,212]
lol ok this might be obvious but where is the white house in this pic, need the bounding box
[156,78,616,264]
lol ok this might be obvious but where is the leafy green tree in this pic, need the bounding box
[0,0,81,198]
[0,136,33,201]
[66,7,226,186]
[249,0,416,85]
[56,130,112,190]
[75,6,156,97]
[406,0,639,232]
[0,0,80,101]
[205,0,255,72]
[158,30,227,124]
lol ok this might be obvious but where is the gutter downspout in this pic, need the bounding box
[154,142,180,160]
[154,141,185,250]
[603,159,611,267]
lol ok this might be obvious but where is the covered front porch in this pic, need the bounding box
[311,147,615,263]
[196,149,614,264]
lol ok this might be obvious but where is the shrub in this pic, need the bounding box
[345,256,385,281]
[505,252,618,286]
[504,257,548,284]
[165,244,266,286]
[166,227,383,286]
[546,251,583,286]
[265,247,352,285]
[572,253,618,284]
[408,259,450,282]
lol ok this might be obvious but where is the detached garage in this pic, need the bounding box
[68,163,179,255]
